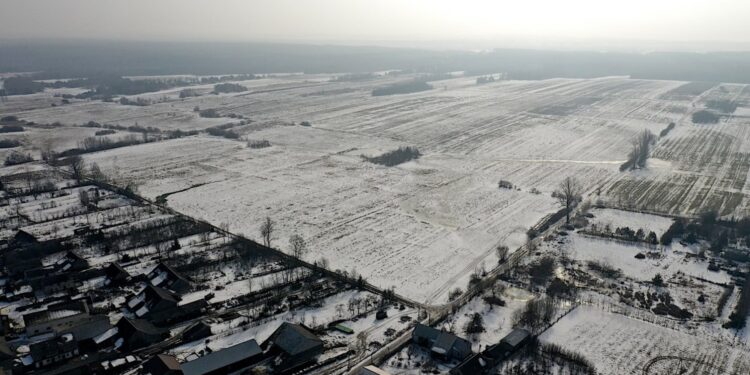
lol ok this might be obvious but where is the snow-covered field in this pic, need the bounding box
[540,306,750,375]
[5,74,750,304]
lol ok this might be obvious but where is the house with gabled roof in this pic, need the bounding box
[53,251,89,273]
[127,284,206,326]
[104,262,131,286]
[411,323,472,362]
[116,317,167,350]
[181,339,263,375]
[147,263,192,294]
[264,322,324,373]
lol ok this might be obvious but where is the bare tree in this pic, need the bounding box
[78,190,90,208]
[68,155,86,182]
[496,245,509,263]
[260,216,274,247]
[555,177,583,224]
[621,129,656,171]
[39,138,58,165]
[246,274,254,295]
[289,234,306,259]
[88,162,107,183]
[155,241,171,258]
[355,331,369,354]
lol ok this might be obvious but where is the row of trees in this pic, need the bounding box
[0,139,21,148]
[620,129,655,171]
[725,274,750,329]
[692,110,720,124]
[372,80,432,96]
[213,83,248,94]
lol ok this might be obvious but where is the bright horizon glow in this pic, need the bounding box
[1,0,749,50]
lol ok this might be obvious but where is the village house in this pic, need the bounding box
[147,263,192,294]
[116,318,167,350]
[264,322,324,373]
[412,324,472,362]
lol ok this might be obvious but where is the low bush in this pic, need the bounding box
[4,151,33,166]
[361,146,421,167]
[247,140,271,149]
[372,80,432,96]
[0,125,25,133]
[199,108,221,118]
[206,126,240,139]
[0,139,21,148]
[213,83,247,94]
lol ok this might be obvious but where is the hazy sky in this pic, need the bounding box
[2,0,749,49]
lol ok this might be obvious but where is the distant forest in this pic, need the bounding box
[3,41,750,84]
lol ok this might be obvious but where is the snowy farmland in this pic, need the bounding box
[4,74,750,304]
[540,306,750,375]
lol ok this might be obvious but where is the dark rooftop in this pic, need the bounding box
[181,339,261,375]
[271,323,322,356]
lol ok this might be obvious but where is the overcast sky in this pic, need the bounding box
[2,0,749,50]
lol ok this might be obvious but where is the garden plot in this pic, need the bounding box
[548,232,730,284]
[588,208,675,236]
[540,306,750,375]
[446,285,533,351]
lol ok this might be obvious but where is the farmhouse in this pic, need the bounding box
[181,339,263,375]
[265,322,324,373]
[451,328,532,374]
[22,300,111,348]
[116,317,167,350]
[412,324,472,362]
[12,229,37,245]
[181,320,212,343]
[147,263,192,294]
[104,262,131,286]
[128,284,180,323]
[23,268,78,294]
[493,328,530,356]
[54,251,89,273]
[26,334,79,370]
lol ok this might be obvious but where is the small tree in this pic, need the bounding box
[652,273,664,286]
[260,216,274,247]
[355,331,369,353]
[68,155,86,182]
[496,245,509,263]
[89,162,107,183]
[78,190,90,208]
[39,138,57,165]
[289,234,306,259]
[555,177,583,223]
[448,287,463,301]
[464,312,486,334]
